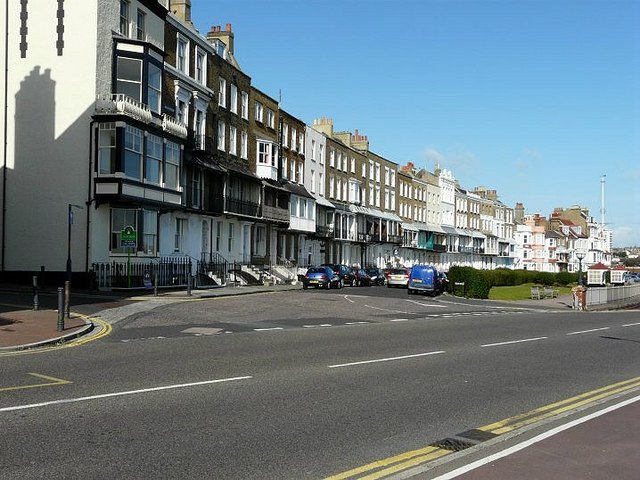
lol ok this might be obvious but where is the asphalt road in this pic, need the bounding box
[1,287,639,479]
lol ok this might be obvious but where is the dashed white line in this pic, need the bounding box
[329,350,445,368]
[253,327,283,332]
[481,337,548,348]
[622,322,640,327]
[390,319,410,322]
[303,324,332,328]
[567,327,610,336]
[0,376,253,413]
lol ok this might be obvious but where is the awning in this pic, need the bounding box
[471,230,486,239]
[413,222,445,234]
[441,226,458,235]
[312,193,335,209]
[349,204,402,222]
[282,182,314,199]
[401,222,419,232]
[457,228,472,237]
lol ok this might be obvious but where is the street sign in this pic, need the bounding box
[120,226,137,248]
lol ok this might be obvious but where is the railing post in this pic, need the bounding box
[32,275,39,311]
[64,280,71,318]
[57,287,65,331]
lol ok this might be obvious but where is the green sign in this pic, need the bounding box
[120,225,137,248]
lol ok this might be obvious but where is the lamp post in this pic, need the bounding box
[66,203,83,283]
[576,251,586,286]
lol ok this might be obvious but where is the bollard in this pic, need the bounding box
[64,280,71,319]
[57,287,65,331]
[32,275,39,311]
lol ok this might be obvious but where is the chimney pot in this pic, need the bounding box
[226,23,232,32]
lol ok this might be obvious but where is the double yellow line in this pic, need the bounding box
[0,315,112,356]
[479,376,640,435]
[325,376,640,480]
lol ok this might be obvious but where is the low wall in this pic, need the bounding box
[586,284,640,310]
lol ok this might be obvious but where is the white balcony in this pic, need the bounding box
[162,113,188,139]
[95,94,152,123]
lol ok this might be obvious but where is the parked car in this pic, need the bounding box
[302,266,342,290]
[353,269,373,287]
[364,267,385,286]
[407,265,439,295]
[321,264,355,286]
[436,271,449,293]
[386,268,410,288]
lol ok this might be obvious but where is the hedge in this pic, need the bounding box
[447,266,579,299]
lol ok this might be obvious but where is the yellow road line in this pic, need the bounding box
[0,373,72,392]
[0,315,112,356]
[480,376,640,434]
[324,445,449,480]
[325,376,640,480]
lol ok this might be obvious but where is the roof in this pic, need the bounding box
[311,193,335,209]
[588,262,610,270]
[282,182,314,199]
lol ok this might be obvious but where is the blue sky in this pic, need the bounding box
[190,0,640,247]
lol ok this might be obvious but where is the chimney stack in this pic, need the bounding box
[170,0,192,24]
[207,23,235,56]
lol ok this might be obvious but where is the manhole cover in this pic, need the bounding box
[181,327,224,336]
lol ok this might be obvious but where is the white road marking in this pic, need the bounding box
[345,321,369,325]
[303,324,332,328]
[329,350,445,368]
[0,376,253,413]
[622,322,640,327]
[390,319,410,322]
[481,337,548,348]
[566,327,610,336]
[253,327,283,331]
[406,300,447,308]
[430,394,640,480]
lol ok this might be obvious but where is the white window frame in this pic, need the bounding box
[255,101,263,122]
[195,48,206,85]
[240,131,248,159]
[230,84,238,114]
[217,120,226,151]
[218,77,227,108]
[176,35,189,74]
[229,125,237,156]
[241,91,249,119]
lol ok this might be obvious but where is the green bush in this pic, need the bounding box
[448,266,577,299]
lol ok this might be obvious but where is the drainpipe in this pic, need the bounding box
[85,120,96,272]
[2,0,9,271]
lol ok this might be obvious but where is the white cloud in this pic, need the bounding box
[421,147,477,177]
[612,225,640,248]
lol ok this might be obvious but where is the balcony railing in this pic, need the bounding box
[95,93,152,123]
[388,234,403,244]
[226,198,260,218]
[162,113,188,138]
[262,205,290,223]
[315,225,334,238]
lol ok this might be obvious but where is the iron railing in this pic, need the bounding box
[92,255,192,290]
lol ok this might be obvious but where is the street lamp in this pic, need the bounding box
[576,251,586,286]
[66,203,84,283]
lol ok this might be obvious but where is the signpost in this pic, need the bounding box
[120,226,137,288]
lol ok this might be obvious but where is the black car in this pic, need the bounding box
[353,269,373,287]
[302,266,342,290]
[364,267,385,286]
[320,264,355,286]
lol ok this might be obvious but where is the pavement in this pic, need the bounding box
[1,283,638,479]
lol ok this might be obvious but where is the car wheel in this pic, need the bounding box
[303,284,308,290]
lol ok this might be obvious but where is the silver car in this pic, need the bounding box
[386,268,410,288]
